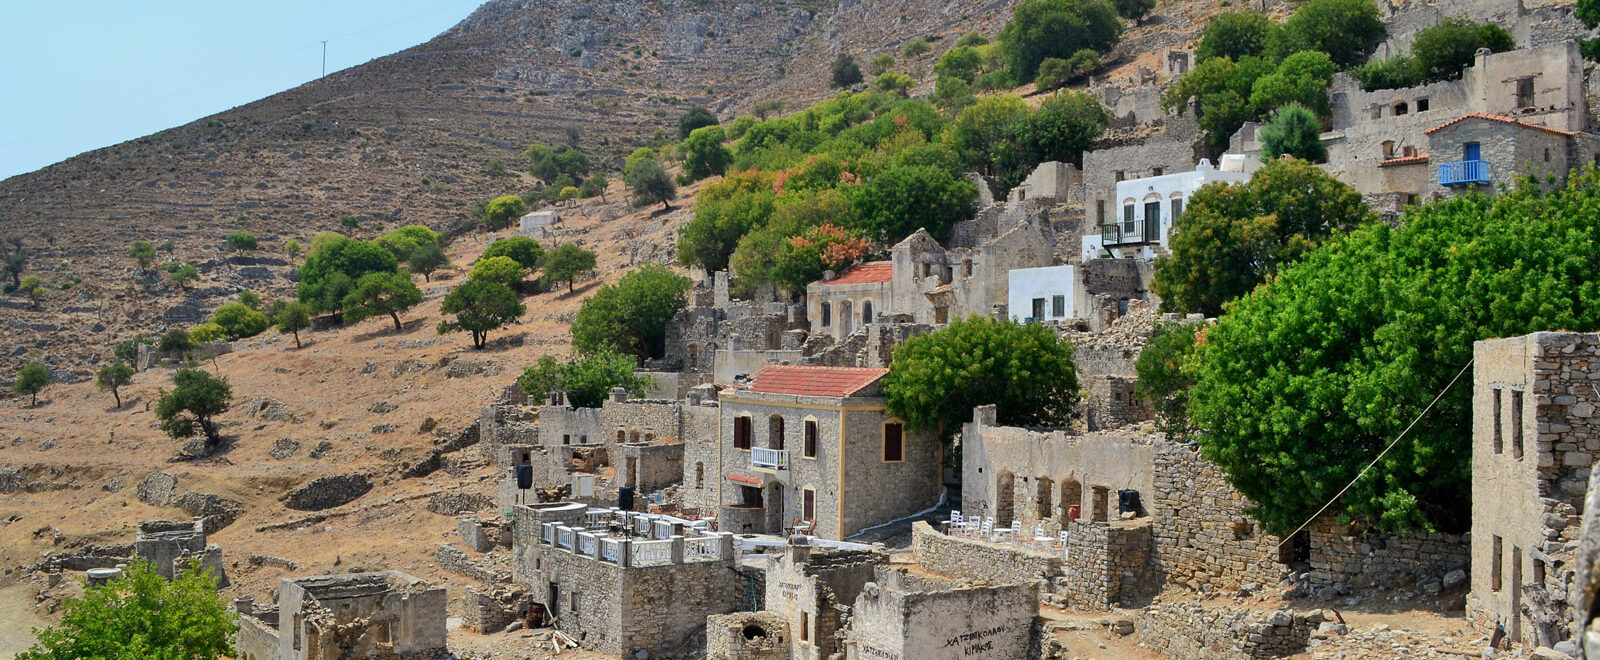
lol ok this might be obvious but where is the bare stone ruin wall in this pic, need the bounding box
[1136,603,1313,660]
[1060,520,1156,610]
[912,522,1062,586]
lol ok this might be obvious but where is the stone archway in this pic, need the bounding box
[1059,479,1083,525]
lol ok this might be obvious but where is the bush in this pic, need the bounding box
[830,53,864,88]
[1259,102,1327,163]
[296,234,398,315]
[1247,50,1337,117]
[188,323,226,344]
[481,236,544,270]
[407,243,450,282]
[469,256,526,288]
[209,302,269,340]
[847,165,977,244]
[998,0,1123,81]
[1278,0,1386,68]
[17,559,235,660]
[1411,18,1513,81]
[570,264,692,359]
[1351,56,1424,91]
[955,31,989,47]
[677,107,719,140]
[519,349,655,408]
[1114,0,1156,24]
[872,72,915,95]
[869,53,896,75]
[902,39,931,57]
[158,328,196,355]
[935,46,984,83]
[626,157,678,210]
[225,231,257,254]
[128,241,156,272]
[167,263,199,290]
[482,195,527,230]
[1195,10,1276,62]
[682,125,732,181]
[374,225,441,261]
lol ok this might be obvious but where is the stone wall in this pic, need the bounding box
[1060,520,1156,610]
[843,567,1039,660]
[1082,375,1152,431]
[763,539,885,660]
[460,586,534,634]
[614,441,685,494]
[1136,603,1315,660]
[435,543,511,583]
[706,611,790,660]
[912,521,1062,585]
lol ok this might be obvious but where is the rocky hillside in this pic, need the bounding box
[0,0,1031,380]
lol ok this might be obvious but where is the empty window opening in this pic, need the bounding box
[883,422,904,462]
[768,415,785,450]
[800,611,810,643]
[563,434,571,446]
[995,471,1016,526]
[1492,535,1503,591]
[1515,78,1535,109]
[1382,140,1396,159]
[743,624,768,640]
[617,430,626,444]
[1393,101,1408,116]
[1512,389,1524,459]
[629,430,640,443]
[804,420,818,458]
[1091,486,1110,523]
[1151,167,1163,176]
[1036,477,1054,520]
[963,260,973,278]
[1370,104,1382,120]
[1544,147,1551,162]
[861,300,873,324]
[1096,199,1107,224]
[1114,170,1125,182]
[1534,557,1546,585]
[1416,98,1429,112]
[570,591,580,614]
[820,302,831,327]
[1493,388,1503,454]
[644,432,654,443]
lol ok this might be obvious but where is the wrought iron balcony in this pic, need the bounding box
[751,447,789,471]
[1100,219,1161,247]
[1438,160,1491,186]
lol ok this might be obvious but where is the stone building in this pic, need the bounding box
[1468,331,1600,648]
[714,365,943,540]
[133,518,226,585]
[1007,265,1086,324]
[510,503,745,658]
[1425,112,1596,198]
[805,262,893,341]
[233,571,448,660]
[760,536,885,659]
[662,271,809,381]
[841,567,1039,660]
[887,217,1055,326]
[1081,111,1204,233]
[1079,157,1250,261]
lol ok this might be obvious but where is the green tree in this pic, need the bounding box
[847,165,978,243]
[830,53,864,88]
[482,195,527,230]
[113,334,153,370]
[342,271,423,331]
[437,279,525,349]
[1133,323,1199,440]
[1034,50,1099,92]
[482,236,544,271]
[296,234,398,315]
[1011,89,1110,172]
[542,244,598,293]
[1195,11,1276,62]
[13,363,50,406]
[869,53,896,75]
[872,72,915,95]
[284,239,303,261]
[237,290,261,310]
[1260,102,1327,163]
[579,174,609,201]
[956,31,990,47]
[1114,0,1156,25]
[166,263,198,291]
[209,302,269,340]
[407,243,450,282]
[935,46,984,83]
[676,174,778,272]
[1,237,25,289]
[884,317,1081,441]
[1188,169,1600,535]
[1162,55,1277,154]
[189,323,227,345]
[1351,55,1424,91]
[470,255,526,289]
[224,231,257,255]
[626,158,678,210]
[96,362,136,408]
[274,301,312,348]
[158,328,196,355]
[1279,0,1386,68]
[1153,157,1375,316]
[127,241,156,274]
[683,125,733,181]
[1410,18,1513,81]
[374,225,441,261]
[998,0,1123,81]
[17,275,45,309]
[1248,50,1337,117]
[570,264,692,360]
[946,94,1031,176]
[17,559,236,660]
[518,349,655,408]
[678,107,720,140]
[155,367,232,449]
[340,215,361,231]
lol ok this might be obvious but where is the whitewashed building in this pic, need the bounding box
[1081,156,1249,260]
[1007,265,1085,324]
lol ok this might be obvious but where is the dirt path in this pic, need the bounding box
[0,583,45,659]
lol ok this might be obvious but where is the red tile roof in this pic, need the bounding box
[1378,153,1430,167]
[728,474,762,486]
[815,261,893,286]
[1424,112,1577,137]
[746,365,889,397]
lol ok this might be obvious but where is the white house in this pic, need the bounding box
[1081,156,1250,260]
[1007,265,1086,323]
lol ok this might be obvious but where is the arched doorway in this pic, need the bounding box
[1059,479,1083,525]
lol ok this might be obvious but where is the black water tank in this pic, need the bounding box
[1118,489,1142,515]
[618,486,635,511]
[515,465,532,490]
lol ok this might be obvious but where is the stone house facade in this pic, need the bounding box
[714,365,942,540]
[805,262,893,341]
[841,567,1039,660]
[1425,112,1596,198]
[1469,332,1600,648]
[888,218,1055,326]
[1080,157,1250,261]
[761,537,885,660]
[233,572,447,660]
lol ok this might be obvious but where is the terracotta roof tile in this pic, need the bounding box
[815,261,893,286]
[746,365,888,397]
[1424,112,1577,137]
[1378,153,1430,167]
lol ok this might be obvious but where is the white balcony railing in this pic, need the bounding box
[751,447,789,471]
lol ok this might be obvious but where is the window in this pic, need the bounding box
[1393,101,1408,116]
[1512,389,1524,459]
[800,610,811,643]
[734,416,751,450]
[1417,98,1429,112]
[1051,295,1065,318]
[616,430,626,443]
[695,462,704,489]
[963,260,973,278]
[1114,170,1125,182]
[1493,388,1503,454]
[804,420,818,458]
[1170,198,1184,222]
[820,302,831,327]
[883,422,904,462]
[1545,147,1551,162]
[1534,557,1546,585]
[1382,140,1395,159]
[803,488,815,521]
[768,415,785,450]
[861,300,873,324]
[571,591,580,614]
[1096,199,1106,224]
[1516,78,1534,109]
[1031,298,1046,321]
[1370,104,1382,120]
[1122,204,1135,231]
[1492,535,1503,591]
[294,614,303,650]
[1151,167,1163,176]
[563,434,571,446]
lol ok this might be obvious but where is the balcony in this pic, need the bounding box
[1100,219,1162,247]
[1438,159,1490,187]
[751,447,789,472]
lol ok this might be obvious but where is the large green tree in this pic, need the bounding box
[1195,10,1277,62]
[846,165,978,244]
[1153,158,1373,316]
[1278,0,1386,68]
[17,559,235,660]
[627,158,678,210]
[296,234,398,315]
[155,367,232,450]
[481,236,544,271]
[678,107,720,140]
[998,0,1123,81]
[570,264,692,360]
[342,271,423,331]
[542,244,597,293]
[1259,102,1328,163]
[518,349,655,408]
[1133,323,1199,441]
[483,195,527,230]
[374,225,441,261]
[438,280,525,349]
[1188,169,1600,535]
[683,125,733,182]
[884,316,1081,440]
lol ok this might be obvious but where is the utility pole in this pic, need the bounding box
[321,40,328,78]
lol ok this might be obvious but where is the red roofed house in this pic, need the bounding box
[805,261,893,340]
[1425,111,1598,197]
[713,365,942,540]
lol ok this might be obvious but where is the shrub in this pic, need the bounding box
[209,302,269,340]
[519,349,655,408]
[482,195,527,230]
[677,107,719,140]
[407,243,450,282]
[1278,0,1385,68]
[225,231,257,254]
[469,256,526,288]
[543,244,598,293]
[128,241,156,273]
[16,559,235,660]
[1195,10,1276,62]
[482,236,544,271]
[902,39,931,57]
[155,367,232,449]
[1259,102,1327,163]
[13,363,50,406]
[869,53,896,75]
[998,0,1123,81]
[830,53,864,88]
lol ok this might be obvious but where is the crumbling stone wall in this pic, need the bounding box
[1136,603,1314,659]
[1082,375,1152,431]
[843,567,1039,660]
[1060,519,1156,610]
[460,586,534,634]
[912,521,1062,586]
[614,441,684,494]
[763,539,885,659]
[706,612,789,660]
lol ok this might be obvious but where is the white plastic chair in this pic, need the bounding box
[980,518,995,540]
[1031,524,1050,548]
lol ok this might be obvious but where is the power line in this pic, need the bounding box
[1275,357,1475,547]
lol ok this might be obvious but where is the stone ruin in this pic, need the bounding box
[234,571,447,660]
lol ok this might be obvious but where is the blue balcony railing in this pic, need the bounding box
[1438,160,1491,186]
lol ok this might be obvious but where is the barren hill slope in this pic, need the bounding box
[0,0,1028,378]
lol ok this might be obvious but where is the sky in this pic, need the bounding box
[0,0,487,181]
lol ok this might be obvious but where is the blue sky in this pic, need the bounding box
[0,0,486,181]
